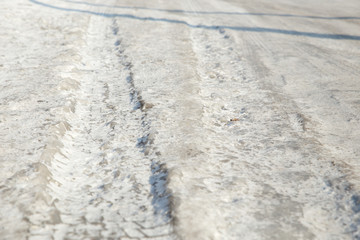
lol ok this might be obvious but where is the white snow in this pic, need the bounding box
[1,0,360,239]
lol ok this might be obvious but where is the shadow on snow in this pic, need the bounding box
[30,0,360,40]
[62,0,360,21]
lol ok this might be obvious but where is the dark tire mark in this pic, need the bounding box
[112,19,173,227]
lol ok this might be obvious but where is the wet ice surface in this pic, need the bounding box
[1,0,360,239]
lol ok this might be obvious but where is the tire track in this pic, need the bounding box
[25,14,174,240]
[112,18,174,237]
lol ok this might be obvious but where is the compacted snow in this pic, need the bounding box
[1,0,360,239]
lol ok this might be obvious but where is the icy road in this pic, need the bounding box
[1,0,360,239]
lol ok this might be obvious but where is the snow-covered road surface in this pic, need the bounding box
[1,0,360,239]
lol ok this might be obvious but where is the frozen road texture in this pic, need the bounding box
[1,0,360,239]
